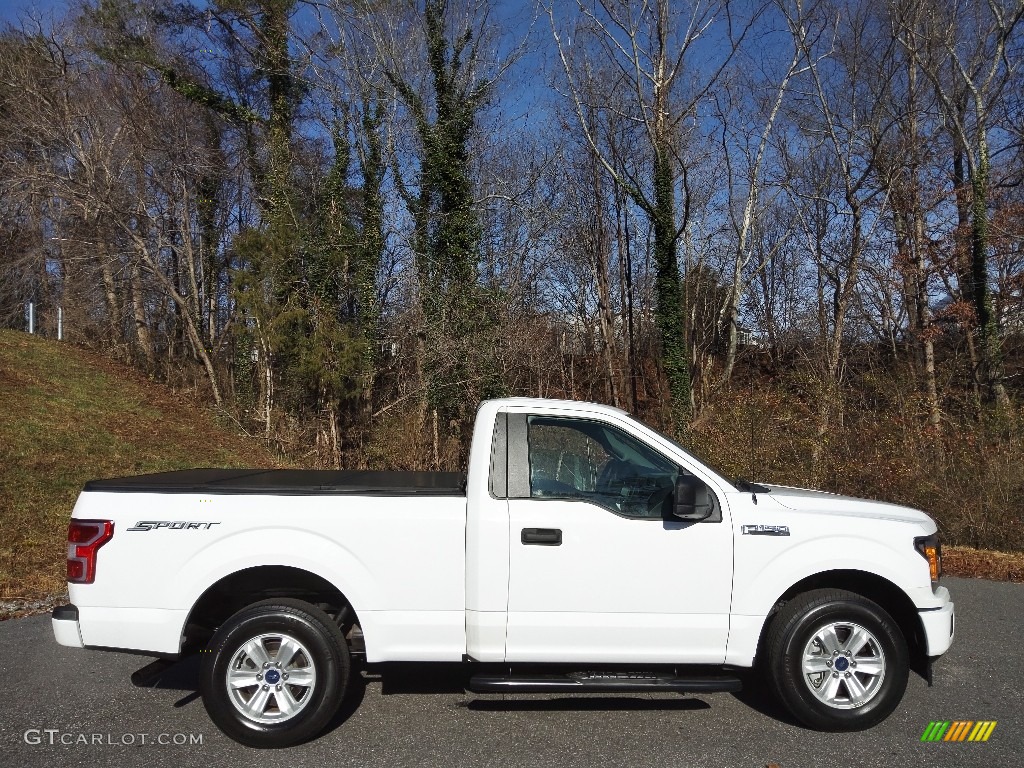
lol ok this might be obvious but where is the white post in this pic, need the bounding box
[58,307,63,341]
[28,302,34,334]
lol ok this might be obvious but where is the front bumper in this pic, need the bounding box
[918,586,955,657]
[51,604,85,649]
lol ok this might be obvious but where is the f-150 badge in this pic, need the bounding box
[741,524,790,536]
[127,521,221,531]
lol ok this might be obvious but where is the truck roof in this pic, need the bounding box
[482,397,631,417]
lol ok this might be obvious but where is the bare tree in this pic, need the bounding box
[878,0,946,427]
[894,0,1023,408]
[781,0,901,467]
[549,0,761,428]
[715,0,809,386]
[348,0,522,463]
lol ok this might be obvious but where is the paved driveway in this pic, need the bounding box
[0,576,1019,767]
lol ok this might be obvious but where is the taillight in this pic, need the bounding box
[67,519,114,584]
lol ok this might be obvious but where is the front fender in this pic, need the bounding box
[732,533,925,617]
[724,531,933,667]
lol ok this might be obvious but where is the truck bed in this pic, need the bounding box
[82,468,467,496]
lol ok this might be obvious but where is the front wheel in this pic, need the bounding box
[764,589,908,731]
[200,598,350,748]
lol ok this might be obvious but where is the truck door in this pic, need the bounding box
[504,414,734,664]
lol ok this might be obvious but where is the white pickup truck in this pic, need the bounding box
[52,397,953,747]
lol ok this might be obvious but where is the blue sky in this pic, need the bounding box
[0,0,549,134]
[0,0,68,26]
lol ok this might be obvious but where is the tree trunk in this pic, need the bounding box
[951,147,983,407]
[913,211,941,428]
[892,58,942,430]
[652,146,690,428]
[650,3,690,428]
[968,130,1010,407]
[130,261,155,369]
[812,200,864,470]
[98,242,122,347]
[589,151,621,408]
[614,187,639,412]
[720,35,801,387]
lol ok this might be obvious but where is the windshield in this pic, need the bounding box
[624,414,739,491]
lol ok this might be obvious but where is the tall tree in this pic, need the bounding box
[361,0,513,459]
[88,0,306,420]
[781,0,901,467]
[882,0,944,428]
[549,0,759,429]
[895,0,1023,408]
[715,0,807,386]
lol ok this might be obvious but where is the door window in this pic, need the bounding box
[527,416,680,519]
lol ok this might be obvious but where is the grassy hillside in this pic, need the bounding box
[1,330,1020,610]
[0,330,284,600]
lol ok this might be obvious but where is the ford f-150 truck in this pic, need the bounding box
[51,398,953,747]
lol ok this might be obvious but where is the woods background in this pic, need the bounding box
[1,0,1022,551]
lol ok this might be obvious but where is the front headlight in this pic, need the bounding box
[914,533,942,588]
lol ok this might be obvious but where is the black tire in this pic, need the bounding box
[764,589,908,731]
[200,598,350,748]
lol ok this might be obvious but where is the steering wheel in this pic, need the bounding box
[596,458,629,492]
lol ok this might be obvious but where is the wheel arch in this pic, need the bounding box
[181,565,364,656]
[754,569,928,681]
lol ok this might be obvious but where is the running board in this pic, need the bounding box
[467,671,742,694]
[130,658,178,687]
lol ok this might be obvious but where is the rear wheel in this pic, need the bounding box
[200,598,350,748]
[764,589,908,731]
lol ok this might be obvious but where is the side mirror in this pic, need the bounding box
[673,475,712,521]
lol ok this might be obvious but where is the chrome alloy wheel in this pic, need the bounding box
[801,621,886,709]
[225,632,318,724]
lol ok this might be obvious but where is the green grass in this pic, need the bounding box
[0,330,283,600]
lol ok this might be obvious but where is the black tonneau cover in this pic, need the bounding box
[83,468,467,496]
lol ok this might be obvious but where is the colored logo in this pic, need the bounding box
[921,721,997,742]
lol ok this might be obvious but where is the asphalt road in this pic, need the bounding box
[0,576,1020,768]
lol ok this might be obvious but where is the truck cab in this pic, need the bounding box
[466,399,735,665]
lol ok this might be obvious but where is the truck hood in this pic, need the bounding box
[763,483,934,526]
